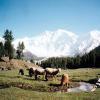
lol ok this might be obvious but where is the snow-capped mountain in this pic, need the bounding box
[0,29,100,57]
[78,30,100,55]
[13,29,78,57]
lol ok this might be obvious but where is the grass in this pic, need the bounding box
[0,68,100,100]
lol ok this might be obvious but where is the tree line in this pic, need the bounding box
[0,29,25,60]
[40,45,100,69]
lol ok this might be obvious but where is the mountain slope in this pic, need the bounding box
[23,51,44,61]
[13,29,78,57]
[0,29,99,57]
[0,57,38,69]
[23,51,37,60]
[78,30,100,55]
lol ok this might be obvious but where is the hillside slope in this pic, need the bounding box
[0,57,38,69]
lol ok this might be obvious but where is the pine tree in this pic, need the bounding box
[3,29,14,59]
[0,42,4,59]
[3,29,14,42]
[16,42,25,59]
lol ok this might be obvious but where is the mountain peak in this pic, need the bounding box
[9,29,100,57]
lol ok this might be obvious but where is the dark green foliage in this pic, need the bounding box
[1,29,25,60]
[30,59,34,63]
[17,42,25,52]
[16,42,25,59]
[3,29,14,59]
[4,41,14,59]
[16,50,22,59]
[41,45,100,69]
[80,45,100,68]
[3,29,14,42]
[41,57,68,69]
[21,42,25,51]
[0,42,4,58]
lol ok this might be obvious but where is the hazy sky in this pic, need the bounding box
[0,0,100,39]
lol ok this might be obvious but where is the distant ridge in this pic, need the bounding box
[23,51,44,61]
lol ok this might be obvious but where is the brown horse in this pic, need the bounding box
[60,74,69,87]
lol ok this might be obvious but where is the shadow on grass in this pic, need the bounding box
[49,83,61,87]
[0,84,10,89]
[88,78,98,84]
[24,75,30,77]
[23,75,47,81]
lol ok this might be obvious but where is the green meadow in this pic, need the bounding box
[0,68,100,100]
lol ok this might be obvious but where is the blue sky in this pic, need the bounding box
[0,0,100,39]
